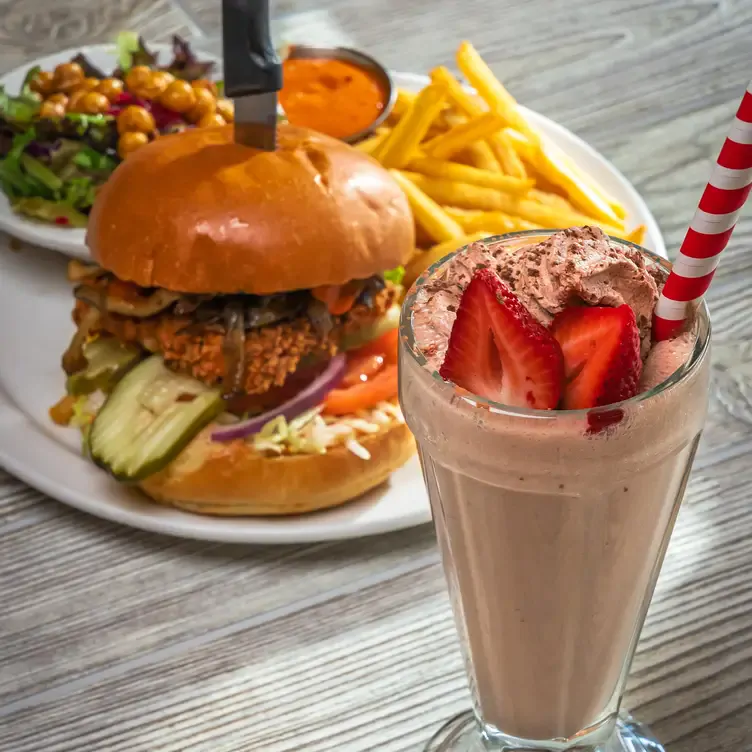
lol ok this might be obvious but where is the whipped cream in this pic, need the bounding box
[411,227,691,387]
[494,227,661,357]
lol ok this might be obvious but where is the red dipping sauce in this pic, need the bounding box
[280,57,387,140]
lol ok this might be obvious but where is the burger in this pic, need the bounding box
[51,123,416,516]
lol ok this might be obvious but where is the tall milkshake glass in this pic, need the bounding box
[399,232,711,752]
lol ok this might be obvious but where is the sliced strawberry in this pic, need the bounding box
[439,269,564,409]
[551,305,642,412]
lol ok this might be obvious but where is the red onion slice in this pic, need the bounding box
[210,354,347,442]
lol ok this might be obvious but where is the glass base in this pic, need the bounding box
[425,710,665,752]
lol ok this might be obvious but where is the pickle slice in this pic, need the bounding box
[88,356,224,482]
[66,337,142,396]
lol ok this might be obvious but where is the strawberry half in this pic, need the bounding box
[439,269,564,409]
[550,305,642,412]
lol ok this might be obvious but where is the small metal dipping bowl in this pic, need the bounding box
[284,44,397,144]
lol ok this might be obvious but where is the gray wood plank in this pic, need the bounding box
[0,458,748,751]
[0,515,437,705]
[1,0,752,748]
[0,469,59,531]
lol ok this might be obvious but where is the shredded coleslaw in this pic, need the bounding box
[250,400,404,460]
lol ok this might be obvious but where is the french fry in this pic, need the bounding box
[503,128,537,164]
[403,171,625,234]
[465,140,501,172]
[401,171,512,212]
[430,66,527,179]
[607,198,628,222]
[444,206,485,223]
[463,212,517,234]
[355,128,391,155]
[450,149,472,166]
[456,41,540,148]
[441,110,468,129]
[404,231,492,289]
[391,88,417,120]
[431,66,486,117]
[428,232,493,259]
[508,217,539,231]
[407,156,534,194]
[488,129,527,179]
[563,158,628,221]
[390,169,464,243]
[532,141,624,227]
[422,113,505,160]
[625,225,647,246]
[375,83,448,168]
[423,110,465,143]
[445,208,536,234]
[528,189,576,212]
[445,207,527,235]
[491,193,620,232]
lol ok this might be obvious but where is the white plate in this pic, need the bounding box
[0,43,220,261]
[0,71,667,544]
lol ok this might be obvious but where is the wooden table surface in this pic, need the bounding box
[2,1,752,750]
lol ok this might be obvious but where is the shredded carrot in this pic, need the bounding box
[49,395,77,426]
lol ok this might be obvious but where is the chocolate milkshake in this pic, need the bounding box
[399,229,710,751]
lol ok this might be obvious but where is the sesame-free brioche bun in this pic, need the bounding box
[135,413,415,516]
[86,123,415,295]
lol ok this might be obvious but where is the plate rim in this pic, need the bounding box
[0,63,666,544]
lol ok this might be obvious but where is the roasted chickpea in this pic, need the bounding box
[133,70,174,101]
[30,70,55,96]
[191,78,218,97]
[97,77,124,102]
[197,112,226,129]
[52,62,84,93]
[78,91,110,115]
[159,80,196,114]
[80,77,100,92]
[39,100,66,119]
[215,98,234,123]
[124,65,152,94]
[186,87,216,123]
[118,131,149,159]
[66,90,87,113]
[47,92,68,107]
[116,105,156,135]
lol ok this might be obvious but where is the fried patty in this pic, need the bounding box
[74,284,398,395]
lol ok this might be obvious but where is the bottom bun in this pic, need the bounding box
[137,418,416,517]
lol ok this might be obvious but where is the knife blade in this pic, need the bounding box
[222,0,283,150]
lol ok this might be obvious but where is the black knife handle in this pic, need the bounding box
[222,0,283,96]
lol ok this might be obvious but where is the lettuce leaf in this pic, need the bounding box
[0,84,41,127]
[384,266,405,285]
[115,31,142,73]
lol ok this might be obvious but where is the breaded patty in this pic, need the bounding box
[74,284,398,394]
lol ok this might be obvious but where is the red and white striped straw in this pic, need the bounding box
[653,82,752,341]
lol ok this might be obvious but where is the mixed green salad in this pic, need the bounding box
[0,33,218,227]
